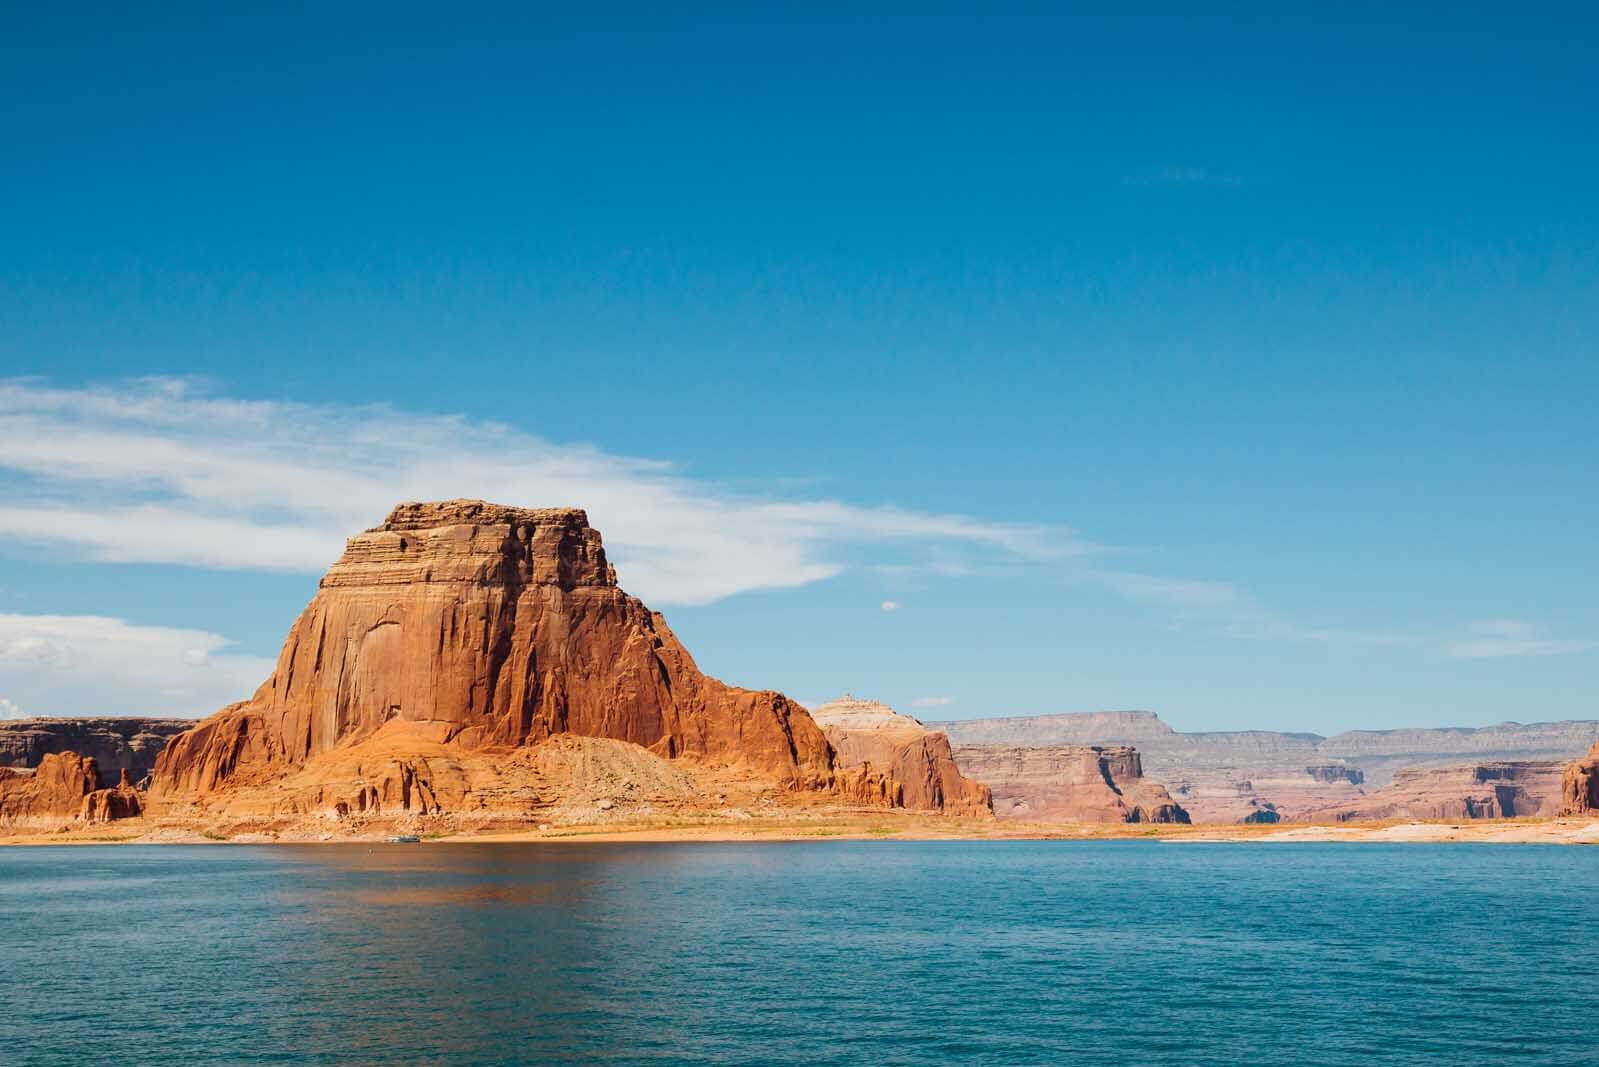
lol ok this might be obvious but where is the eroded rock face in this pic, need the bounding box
[152,501,894,812]
[952,744,1189,824]
[1306,764,1364,785]
[81,769,144,823]
[945,710,1599,823]
[1559,742,1599,816]
[0,718,192,783]
[0,751,101,821]
[1304,761,1567,822]
[809,696,991,815]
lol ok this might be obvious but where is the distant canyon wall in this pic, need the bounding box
[0,718,193,786]
[942,712,1599,825]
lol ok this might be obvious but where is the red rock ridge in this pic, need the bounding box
[1559,741,1599,816]
[809,696,992,816]
[152,501,894,811]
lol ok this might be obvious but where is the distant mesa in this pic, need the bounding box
[952,743,1190,824]
[808,696,991,815]
[0,718,192,784]
[1304,761,1568,822]
[946,709,1599,825]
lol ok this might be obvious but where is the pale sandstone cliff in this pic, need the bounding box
[809,696,991,815]
[946,711,1599,824]
[1302,761,1566,822]
[148,501,898,820]
[951,744,1189,823]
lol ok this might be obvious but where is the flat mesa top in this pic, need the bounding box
[375,500,592,532]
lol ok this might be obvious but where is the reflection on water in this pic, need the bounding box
[2,841,1597,1065]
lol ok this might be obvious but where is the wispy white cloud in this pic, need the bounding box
[1095,571,1249,611]
[0,613,273,717]
[0,379,1091,606]
[0,697,22,720]
[1446,619,1597,659]
[910,696,953,708]
[879,600,901,612]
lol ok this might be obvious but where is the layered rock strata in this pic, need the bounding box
[0,718,192,784]
[952,744,1189,823]
[809,696,991,815]
[0,752,100,822]
[945,712,1599,823]
[1302,761,1566,822]
[151,501,897,817]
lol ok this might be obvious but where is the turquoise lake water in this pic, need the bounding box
[2,841,1595,1065]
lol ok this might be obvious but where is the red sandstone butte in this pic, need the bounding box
[1560,741,1599,816]
[0,751,101,821]
[809,696,992,815]
[150,501,899,815]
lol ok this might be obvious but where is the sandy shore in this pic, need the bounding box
[5,811,1599,846]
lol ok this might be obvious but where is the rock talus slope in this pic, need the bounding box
[809,696,991,815]
[151,501,895,817]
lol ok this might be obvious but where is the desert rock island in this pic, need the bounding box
[2,499,1597,845]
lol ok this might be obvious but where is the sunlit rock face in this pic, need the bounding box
[810,696,991,815]
[152,501,894,810]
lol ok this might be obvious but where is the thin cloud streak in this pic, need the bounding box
[1446,619,1596,659]
[0,379,1092,606]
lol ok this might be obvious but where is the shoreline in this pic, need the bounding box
[5,812,1598,847]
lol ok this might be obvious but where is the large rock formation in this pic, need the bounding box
[945,711,1599,823]
[1303,761,1567,822]
[81,769,144,823]
[151,501,896,817]
[0,751,100,822]
[808,696,991,815]
[952,744,1189,823]
[1559,741,1599,816]
[0,718,192,784]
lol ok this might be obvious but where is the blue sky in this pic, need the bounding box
[1,7,1595,732]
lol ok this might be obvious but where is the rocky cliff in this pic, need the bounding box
[951,744,1189,823]
[1560,742,1599,816]
[945,711,1599,823]
[0,752,99,822]
[0,718,192,784]
[150,501,896,818]
[809,696,991,815]
[1303,761,1566,822]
